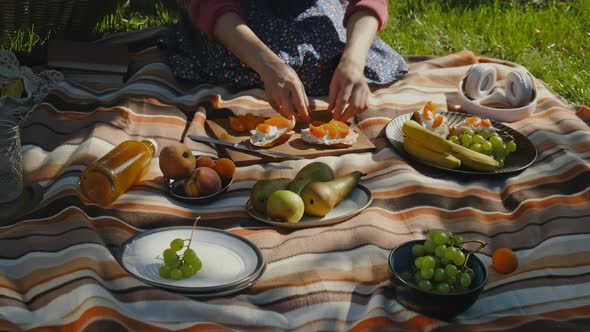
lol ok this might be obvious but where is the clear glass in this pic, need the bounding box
[0,116,23,203]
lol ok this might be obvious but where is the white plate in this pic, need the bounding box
[120,227,265,293]
[247,185,373,229]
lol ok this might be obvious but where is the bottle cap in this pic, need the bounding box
[143,138,158,156]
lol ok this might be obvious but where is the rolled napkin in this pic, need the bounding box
[464,64,497,100]
[505,69,534,107]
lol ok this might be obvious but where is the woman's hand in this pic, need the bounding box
[260,60,310,122]
[328,59,371,122]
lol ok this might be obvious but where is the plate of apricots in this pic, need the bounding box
[159,142,236,203]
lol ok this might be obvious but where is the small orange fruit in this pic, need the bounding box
[492,248,518,274]
[212,158,236,184]
[229,116,246,132]
[196,155,216,169]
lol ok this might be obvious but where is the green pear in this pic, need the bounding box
[300,171,364,217]
[287,162,335,195]
[266,190,305,223]
[250,178,292,213]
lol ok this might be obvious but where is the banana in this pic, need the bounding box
[402,120,500,172]
[402,120,451,153]
[403,136,461,169]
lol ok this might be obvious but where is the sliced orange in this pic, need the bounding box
[309,124,327,138]
[424,101,438,114]
[423,109,433,120]
[264,116,290,128]
[256,123,271,133]
[432,115,444,128]
[244,114,266,131]
[229,116,246,132]
[321,123,340,138]
[329,119,349,137]
[480,118,492,128]
[465,116,481,126]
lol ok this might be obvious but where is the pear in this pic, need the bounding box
[287,162,335,195]
[250,178,292,213]
[300,171,364,217]
[266,190,305,223]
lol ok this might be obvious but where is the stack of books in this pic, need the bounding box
[47,40,129,89]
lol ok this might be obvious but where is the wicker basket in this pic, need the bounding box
[0,0,125,46]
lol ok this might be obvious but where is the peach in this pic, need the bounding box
[183,167,222,197]
[196,155,216,169]
[212,158,236,185]
[159,142,196,180]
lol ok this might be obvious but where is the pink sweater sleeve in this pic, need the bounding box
[343,0,389,31]
[184,0,244,38]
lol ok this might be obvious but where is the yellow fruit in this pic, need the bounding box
[403,136,461,169]
[266,190,305,223]
[448,142,499,171]
[402,120,451,153]
[300,171,363,217]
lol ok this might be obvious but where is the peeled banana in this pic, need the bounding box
[402,119,499,171]
[403,136,461,169]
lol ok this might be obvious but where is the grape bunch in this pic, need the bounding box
[159,218,202,280]
[448,129,517,167]
[400,230,480,294]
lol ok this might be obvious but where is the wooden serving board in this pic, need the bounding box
[206,112,376,166]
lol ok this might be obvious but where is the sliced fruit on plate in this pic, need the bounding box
[301,119,358,147]
[249,115,296,148]
[412,101,450,138]
[230,113,267,132]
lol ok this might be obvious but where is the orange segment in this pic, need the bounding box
[432,115,443,128]
[424,101,438,114]
[264,116,290,128]
[309,124,326,138]
[480,119,492,128]
[465,116,481,126]
[329,120,349,137]
[229,116,246,132]
[321,123,340,138]
[243,113,266,131]
[256,123,271,133]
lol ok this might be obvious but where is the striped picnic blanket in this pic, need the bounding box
[2,50,590,331]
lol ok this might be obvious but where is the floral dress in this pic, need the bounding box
[167,0,407,96]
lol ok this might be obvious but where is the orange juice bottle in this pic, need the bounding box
[79,139,157,206]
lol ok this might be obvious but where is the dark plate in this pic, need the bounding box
[385,112,537,175]
[167,178,232,204]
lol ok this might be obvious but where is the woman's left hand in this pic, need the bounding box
[328,58,371,122]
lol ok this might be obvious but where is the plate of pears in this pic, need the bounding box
[246,162,373,229]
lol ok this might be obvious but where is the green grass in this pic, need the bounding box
[381,0,590,106]
[2,0,588,106]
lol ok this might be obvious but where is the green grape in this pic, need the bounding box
[434,268,446,282]
[421,256,435,269]
[459,273,472,289]
[436,282,450,294]
[191,256,202,272]
[159,265,172,279]
[470,143,482,152]
[423,239,436,253]
[434,245,447,258]
[180,263,196,278]
[452,235,464,248]
[478,130,491,139]
[417,280,432,290]
[448,135,460,144]
[506,140,517,153]
[446,275,457,286]
[463,129,474,136]
[489,131,500,137]
[183,248,198,263]
[445,264,458,278]
[441,257,451,265]
[414,256,423,269]
[453,251,466,266]
[481,140,493,152]
[414,271,423,282]
[163,249,180,267]
[498,159,505,168]
[461,134,473,146]
[170,268,183,280]
[472,134,485,144]
[495,145,508,160]
[489,135,503,149]
[420,267,434,279]
[432,256,441,268]
[431,230,449,245]
[411,244,425,257]
[444,246,458,260]
[170,238,184,251]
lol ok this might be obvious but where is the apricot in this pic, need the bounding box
[492,248,518,274]
[183,167,222,197]
[159,142,196,180]
[212,158,236,184]
[196,155,216,169]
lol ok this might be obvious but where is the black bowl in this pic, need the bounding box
[166,177,233,204]
[388,239,487,320]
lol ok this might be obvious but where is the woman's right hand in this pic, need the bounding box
[259,60,310,122]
